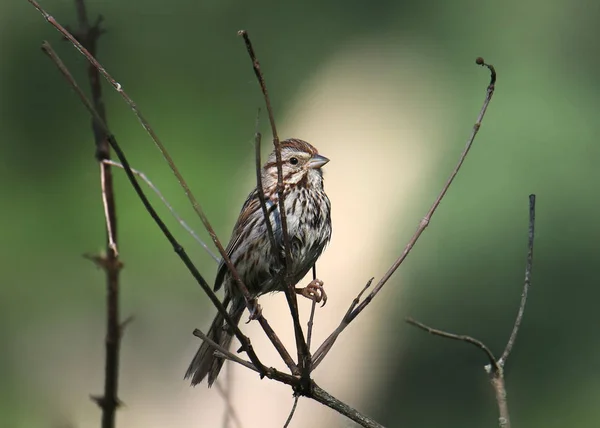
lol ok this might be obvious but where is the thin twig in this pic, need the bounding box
[40,40,268,379]
[306,265,318,351]
[282,397,299,428]
[254,126,277,261]
[499,194,536,366]
[99,163,118,256]
[312,58,497,366]
[406,318,498,369]
[192,329,258,373]
[102,160,219,263]
[312,278,373,369]
[239,29,310,381]
[29,0,299,376]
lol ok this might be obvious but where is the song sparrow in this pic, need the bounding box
[186,138,332,386]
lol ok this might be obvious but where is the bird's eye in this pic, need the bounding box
[289,157,299,165]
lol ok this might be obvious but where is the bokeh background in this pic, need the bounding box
[2,0,599,427]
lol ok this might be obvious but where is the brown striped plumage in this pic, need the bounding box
[186,138,332,386]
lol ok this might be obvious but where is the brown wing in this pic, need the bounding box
[213,189,261,292]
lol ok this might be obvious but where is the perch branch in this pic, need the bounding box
[239,30,310,376]
[283,266,319,427]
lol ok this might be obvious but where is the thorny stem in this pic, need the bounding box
[70,2,123,426]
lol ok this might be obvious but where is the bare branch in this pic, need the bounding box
[68,2,123,426]
[254,125,278,262]
[310,383,384,428]
[193,329,258,373]
[239,30,310,376]
[306,267,318,351]
[499,193,536,365]
[406,318,498,371]
[313,58,497,365]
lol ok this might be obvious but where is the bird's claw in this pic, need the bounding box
[246,299,263,323]
[296,279,327,307]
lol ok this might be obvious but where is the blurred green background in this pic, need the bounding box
[2,0,600,427]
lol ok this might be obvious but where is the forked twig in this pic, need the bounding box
[192,329,258,373]
[312,57,497,366]
[405,195,537,428]
[406,318,497,369]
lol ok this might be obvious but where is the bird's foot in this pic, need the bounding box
[295,279,327,307]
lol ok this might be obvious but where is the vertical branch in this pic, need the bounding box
[239,30,310,375]
[71,2,123,427]
[499,194,536,365]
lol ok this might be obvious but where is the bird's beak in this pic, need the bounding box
[307,154,330,169]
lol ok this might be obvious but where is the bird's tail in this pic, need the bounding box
[185,301,244,386]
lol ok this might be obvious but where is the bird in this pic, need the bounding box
[186,138,332,386]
